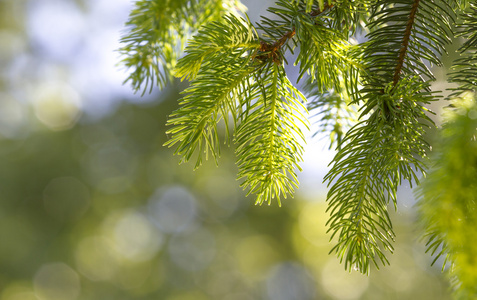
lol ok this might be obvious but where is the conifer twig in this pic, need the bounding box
[258,30,296,64]
[257,3,334,64]
[393,0,420,86]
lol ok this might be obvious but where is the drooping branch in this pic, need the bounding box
[393,0,420,86]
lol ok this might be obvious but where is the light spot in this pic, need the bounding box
[321,259,369,300]
[0,30,27,63]
[33,263,81,300]
[75,236,118,281]
[0,281,37,300]
[112,210,162,261]
[235,235,280,280]
[31,81,82,130]
[266,262,316,300]
[148,186,197,233]
[0,93,28,139]
[27,0,86,61]
[468,109,477,120]
[168,227,216,272]
[298,202,328,247]
[201,172,240,218]
[84,145,136,194]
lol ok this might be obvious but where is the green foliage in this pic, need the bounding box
[118,0,246,94]
[417,3,477,298]
[120,0,477,297]
[363,0,455,86]
[173,13,259,82]
[325,78,435,274]
[417,94,477,299]
[449,2,477,96]
[165,12,309,205]
[259,0,365,96]
[324,0,455,274]
[164,14,260,167]
[235,63,308,206]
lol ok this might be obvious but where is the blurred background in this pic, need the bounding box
[0,0,455,299]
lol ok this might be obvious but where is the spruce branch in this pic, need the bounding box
[118,0,246,94]
[166,11,310,206]
[167,0,363,206]
[325,77,435,274]
[174,14,260,81]
[235,63,309,206]
[165,61,258,168]
[393,0,420,87]
[448,2,477,97]
[261,0,363,97]
[325,0,456,273]
[256,30,296,65]
[255,1,334,65]
[364,0,454,87]
[164,14,260,168]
